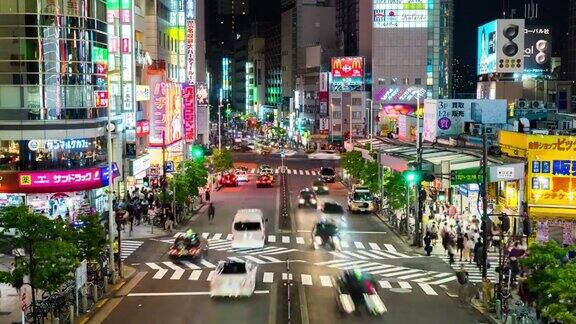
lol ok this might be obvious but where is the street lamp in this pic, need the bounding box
[347,104,352,147]
[106,69,120,283]
[366,99,374,152]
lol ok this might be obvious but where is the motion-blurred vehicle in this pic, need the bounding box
[231,209,267,249]
[319,167,336,183]
[220,173,238,187]
[319,201,347,227]
[258,164,274,175]
[256,174,274,188]
[335,270,387,315]
[298,189,317,208]
[168,230,208,259]
[235,169,249,182]
[312,180,329,195]
[210,260,257,298]
[311,218,341,250]
[309,150,341,160]
[232,144,252,152]
[348,186,375,213]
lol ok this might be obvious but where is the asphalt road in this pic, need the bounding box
[99,153,487,324]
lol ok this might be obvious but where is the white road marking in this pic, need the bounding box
[296,237,305,244]
[368,243,381,250]
[398,281,412,289]
[146,262,162,270]
[311,171,317,176]
[245,256,266,264]
[268,235,276,243]
[128,291,270,297]
[370,267,408,275]
[287,169,292,174]
[362,250,399,259]
[282,273,293,280]
[260,256,283,262]
[340,241,350,248]
[382,269,422,277]
[263,272,274,283]
[301,274,313,286]
[181,261,200,270]
[299,170,304,175]
[356,264,395,272]
[384,244,398,253]
[340,251,368,259]
[328,252,350,259]
[398,272,432,280]
[170,268,185,280]
[226,234,233,240]
[282,236,290,243]
[212,233,222,240]
[146,263,168,280]
[305,170,310,175]
[354,242,365,249]
[379,281,392,289]
[228,256,244,262]
[355,250,389,259]
[418,283,438,295]
[207,270,214,281]
[201,232,209,238]
[316,259,352,266]
[319,276,332,287]
[188,270,202,281]
[426,276,457,285]
[200,260,216,268]
[163,262,182,270]
[173,232,184,238]
[326,260,368,268]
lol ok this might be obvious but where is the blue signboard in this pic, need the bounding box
[477,20,497,75]
[185,0,196,20]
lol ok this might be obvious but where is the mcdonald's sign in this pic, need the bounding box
[331,57,363,79]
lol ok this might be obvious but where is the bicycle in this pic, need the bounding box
[505,300,536,324]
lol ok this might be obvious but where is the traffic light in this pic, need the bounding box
[190,145,205,160]
[143,176,150,187]
[403,170,435,185]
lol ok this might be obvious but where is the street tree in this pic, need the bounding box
[0,206,79,298]
[359,160,380,194]
[212,148,234,173]
[181,158,209,197]
[341,150,365,179]
[72,213,106,263]
[382,170,407,212]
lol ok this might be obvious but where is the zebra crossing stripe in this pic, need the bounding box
[268,235,276,243]
[263,248,299,255]
[305,170,310,175]
[228,256,244,262]
[299,170,304,175]
[247,247,285,255]
[398,282,412,289]
[147,263,168,279]
[207,270,214,281]
[364,249,400,258]
[201,233,209,238]
[369,243,380,250]
[328,252,350,259]
[326,260,367,268]
[319,276,332,287]
[316,259,351,266]
[384,244,397,253]
[171,268,185,280]
[354,242,365,249]
[260,256,283,263]
[418,283,438,295]
[370,267,408,275]
[355,250,389,259]
[245,256,266,264]
[301,274,313,286]
[163,262,182,270]
[296,237,305,244]
[200,260,216,268]
[189,270,202,281]
[173,232,183,238]
[288,169,292,174]
[226,234,233,240]
[282,273,293,280]
[426,276,457,285]
[357,264,396,273]
[379,281,392,289]
[340,251,369,259]
[338,261,378,271]
[382,269,422,277]
[282,236,290,243]
[212,233,222,240]
[340,241,350,248]
[263,272,274,283]
[181,261,201,270]
[397,272,432,280]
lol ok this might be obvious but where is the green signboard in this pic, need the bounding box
[450,167,483,185]
[92,47,108,63]
[106,0,131,9]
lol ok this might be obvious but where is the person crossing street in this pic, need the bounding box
[207,202,215,224]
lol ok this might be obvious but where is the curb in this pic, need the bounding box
[76,265,137,324]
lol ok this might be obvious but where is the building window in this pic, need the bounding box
[415,78,422,85]
[332,111,341,119]
[333,124,341,131]
[391,78,397,85]
[351,98,362,106]
[378,78,385,85]
[352,111,362,119]
[331,98,341,105]
[403,78,409,85]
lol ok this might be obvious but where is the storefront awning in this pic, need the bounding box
[529,206,576,221]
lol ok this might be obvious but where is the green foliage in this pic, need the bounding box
[72,214,106,262]
[341,151,365,179]
[212,148,234,173]
[521,241,576,323]
[181,159,209,197]
[0,206,79,293]
[382,170,407,211]
[360,161,380,194]
[168,173,189,204]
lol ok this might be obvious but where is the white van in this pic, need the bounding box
[231,209,267,249]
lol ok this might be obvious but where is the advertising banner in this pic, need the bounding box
[136,85,150,101]
[182,84,196,143]
[331,57,363,79]
[149,77,183,146]
[496,19,524,73]
[524,25,552,75]
[15,164,118,193]
[423,99,472,142]
[477,20,497,75]
[450,167,482,186]
[373,0,427,28]
[186,20,196,83]
[319,72,329,92]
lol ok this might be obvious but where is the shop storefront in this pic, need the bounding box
[0,164,119,222]
[500,131,576,245]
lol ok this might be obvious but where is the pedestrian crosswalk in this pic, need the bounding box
[439,251,499,283]
[314,260,455,285]
[141,265,447,296]
[157,232,410,259]
[249,168,319,176]
[122,240,144,261]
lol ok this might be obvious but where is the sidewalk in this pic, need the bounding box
[0,255,19,324]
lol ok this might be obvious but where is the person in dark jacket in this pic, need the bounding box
[474,238,483,268]
[456,233,464,261]
[207,203,215,224]
[424,232,433,256]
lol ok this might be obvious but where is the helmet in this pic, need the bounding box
[353,269,362,281]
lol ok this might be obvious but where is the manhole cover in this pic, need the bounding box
[389,288,411,293]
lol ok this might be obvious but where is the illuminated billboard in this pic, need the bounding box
[182,84,196,143]
[524,26,552,75]
[331,57,364,92]
[373,0,428,28]
[478,19,525,75]
[149,75,183,147]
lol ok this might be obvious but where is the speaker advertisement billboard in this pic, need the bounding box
[524,26,551,75]
[478,19,525,75]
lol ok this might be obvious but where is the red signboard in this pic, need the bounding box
[331,57,363,79]
[0,172,19,193]
[94,91,109,108]
[182,84,196,143]
[136,120,150,137]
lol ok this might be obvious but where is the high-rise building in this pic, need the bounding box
[565,0,576,81]
[335,0,372,67]
[247,37,266,115]
[265,23,282,106]
[372,0,453,107]
[0,1,117,217]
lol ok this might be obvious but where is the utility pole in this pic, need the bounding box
[106,98,117,284]
[413,95,423,247]
[218,101,222,150]
[481,125,490,278]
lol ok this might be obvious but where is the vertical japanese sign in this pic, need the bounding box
[182,84,196,143]
[185,0,196,84]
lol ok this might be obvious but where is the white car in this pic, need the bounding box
[210,260,258,298]
[235,170,248,182]
[309,150,341,160]
[348,187,375,213]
